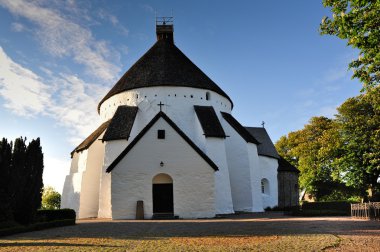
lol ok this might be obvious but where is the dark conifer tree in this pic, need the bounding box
[11,137,27,224]
[22,138,44,224]
[0,138,13,222]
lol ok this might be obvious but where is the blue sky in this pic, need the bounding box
[0,0,360,192]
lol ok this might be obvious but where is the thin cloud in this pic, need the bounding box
[97,8,129,36]
[0,46,103,145]
[141,4,155,14]
[10,22,25,32]
[0,0,121,82]
[0,47,51,116]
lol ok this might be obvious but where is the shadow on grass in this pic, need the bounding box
[1,217,379,241]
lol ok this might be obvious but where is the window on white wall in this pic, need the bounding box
[261,179,269,194]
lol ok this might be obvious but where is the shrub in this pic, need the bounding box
[36,209,76,222]
[298,201,351,216]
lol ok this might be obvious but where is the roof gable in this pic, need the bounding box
[221,112,260,144]
[71,120,110,157]
[106,111,219,172]
[102,106,138,141]
[98,39,232,112]
[194,106,226,138]
[245,127,280,159]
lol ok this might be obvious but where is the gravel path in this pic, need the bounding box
[1,215,379,251]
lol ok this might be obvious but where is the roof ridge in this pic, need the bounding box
[221,112,260,144]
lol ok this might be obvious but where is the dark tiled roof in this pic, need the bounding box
[221,112,260,144]
[102,106,138,141]
[278,157,300,173]
[98,39,233,112]
[71,120,110,157]
[106,111,219,172]
[194,106,226,138]
[245,127,280,159]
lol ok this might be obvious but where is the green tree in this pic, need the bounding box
[276,117,339,198]
[41,186,61,210]
[320,0,380,90]
[335,86,380,199]
[275,117,353,200]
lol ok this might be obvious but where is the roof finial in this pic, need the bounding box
[261,121,265,128]
[156,16,174,43]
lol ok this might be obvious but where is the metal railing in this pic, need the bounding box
[351,202,380,220]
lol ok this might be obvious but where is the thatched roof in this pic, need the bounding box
[102,106,138,141]
[221,112,260,144]
[194,106,226,138]
[98,38,232,112]
[245,127,280,159]
[71,120,110,157]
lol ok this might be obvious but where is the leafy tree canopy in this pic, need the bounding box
[41,186,61,210]
[335,86,380,198]
[320,0,380,90]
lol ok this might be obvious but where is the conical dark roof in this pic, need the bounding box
[98,39,233,112]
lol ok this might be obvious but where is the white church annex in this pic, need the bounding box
[62,18,299,219]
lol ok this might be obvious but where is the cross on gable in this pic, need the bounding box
[157,101,165,112]
[261,121,265,128]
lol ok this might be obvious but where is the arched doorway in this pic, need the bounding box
[152,173,173,214]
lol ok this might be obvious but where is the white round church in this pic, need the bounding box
[61,19,299,219]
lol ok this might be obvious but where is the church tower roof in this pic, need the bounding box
[98,18,232,112]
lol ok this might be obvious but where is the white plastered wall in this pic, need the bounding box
[205,138,234,214]
[77,132,106,218]
[99,87,232,149]
[222,120,254,212]
[259,156,279,209]
[111,118,216,219]
[247,143,264,212]
[98,140,128,218]
[61,151,88,214]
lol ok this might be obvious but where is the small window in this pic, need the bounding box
[157,130,165,139]
[206,92,210,100]
[261,178,269,194]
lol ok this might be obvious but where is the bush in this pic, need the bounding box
[297,201,351,216]
[36,209,76,222]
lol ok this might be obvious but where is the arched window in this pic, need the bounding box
[261,178,269,195]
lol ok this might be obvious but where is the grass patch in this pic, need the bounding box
[0,234,340,251]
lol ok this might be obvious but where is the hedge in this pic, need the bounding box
[0,209,76,237]
[295,201,351,216]
[36,209,76,222]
